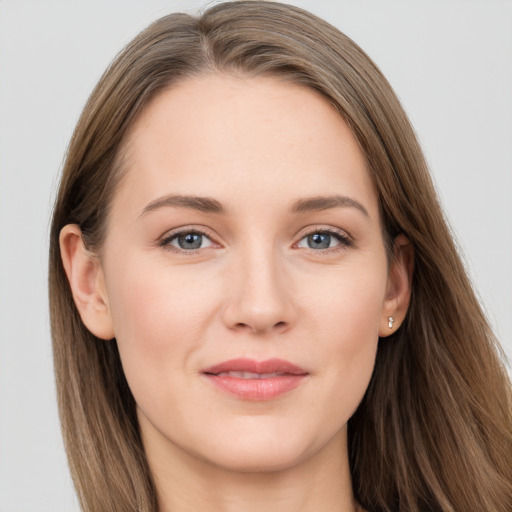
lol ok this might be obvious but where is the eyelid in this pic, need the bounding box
[295,224,352,240]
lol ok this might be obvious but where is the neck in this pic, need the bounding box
[144,427,360,512]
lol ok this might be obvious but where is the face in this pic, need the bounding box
[88,75,404,473]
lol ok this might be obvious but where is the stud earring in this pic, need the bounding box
[388,316,395,329]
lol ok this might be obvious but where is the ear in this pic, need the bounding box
[379,233,414,337]
[59,224,115,340]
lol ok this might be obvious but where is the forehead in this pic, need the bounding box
[115,73,378,218]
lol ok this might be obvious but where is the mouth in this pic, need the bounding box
[214,371,292,379]
[201,358,308,401]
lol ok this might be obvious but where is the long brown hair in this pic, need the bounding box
[49,2,512,511]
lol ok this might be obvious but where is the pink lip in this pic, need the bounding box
[202,358,308,401]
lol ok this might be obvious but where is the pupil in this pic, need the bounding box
[178,233,202,249]
[309,233,330,249]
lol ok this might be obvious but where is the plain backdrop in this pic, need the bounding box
[0,1,511,510]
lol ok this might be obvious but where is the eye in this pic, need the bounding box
[162,231,213,251]
[296,230,350,250]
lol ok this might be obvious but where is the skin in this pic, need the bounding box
[61,74,412,512]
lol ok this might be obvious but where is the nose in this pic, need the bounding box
[221,244,297,335]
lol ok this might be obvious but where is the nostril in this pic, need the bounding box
[232,320,288,333]
[221,293,296,334]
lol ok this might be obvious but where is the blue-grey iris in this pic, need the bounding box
[308,233,331,249]
[178,233,203,250]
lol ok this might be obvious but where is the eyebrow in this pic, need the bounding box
[140,195,226,217]
[139,193,369,218]
[290,195,369,217]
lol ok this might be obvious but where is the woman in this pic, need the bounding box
[49,2,512,511]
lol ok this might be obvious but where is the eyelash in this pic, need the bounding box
[158,226,352,254]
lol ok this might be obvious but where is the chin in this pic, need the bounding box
[191,426,333,475]
[205,447,309,474]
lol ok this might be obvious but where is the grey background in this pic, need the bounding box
[1,1,511,510]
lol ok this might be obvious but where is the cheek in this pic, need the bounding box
[107,256,216,344]
[301,257,387,340]
[300,261,386,414]
[104,260,219,404]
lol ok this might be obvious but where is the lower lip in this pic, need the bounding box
[203,374,306,400]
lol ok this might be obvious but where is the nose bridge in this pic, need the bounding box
[223,235,295,334]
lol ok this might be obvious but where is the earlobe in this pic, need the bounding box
[59,224,115,340]
[379,233,414,337]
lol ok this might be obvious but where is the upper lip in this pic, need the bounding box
[202,358,308,376]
